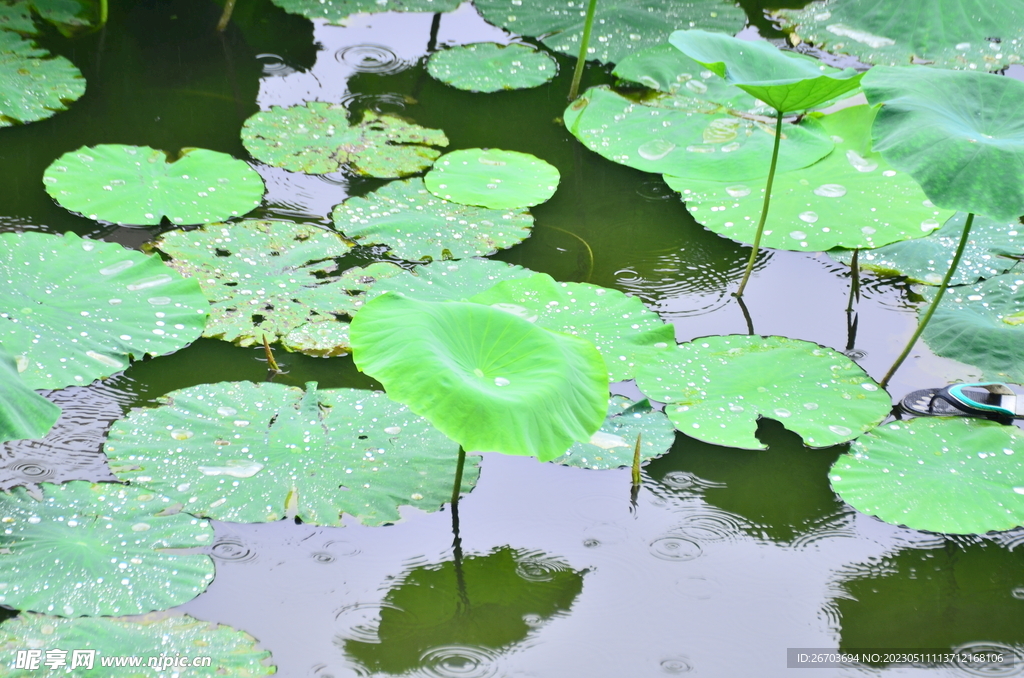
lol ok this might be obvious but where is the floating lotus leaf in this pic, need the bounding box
[831,417,1024,534]
[427,42,558,93]
[669,29,864,113]
[425,148,559,210]
[613,41,758,105]
[830,212,1024,286]
[242,103,448,177]
[350,295,608,461]
[270,0,459,24]
[331,178,534,261]
[0,231,207,390]
[563,86,834,182]
[106,382,475,526]
[0,0,100,36]
[0,31,84,126]
[468,272,675,381]
[154,221,403,354]
[366,258,534,304]
[344,547,584,675]
[777,0,1024,71]
[0,613,275,676]
[0,481,214,617]
[635,334,891,450]
[552,396,676,469]
[920,271,1024,383]
[666,105,952,251]
[474,0,746,65]
[0,347,60,444]
[862,66,1024,222]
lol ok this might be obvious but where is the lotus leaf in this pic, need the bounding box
[0,30,84,126]
[634,334,891,450]
[920,271,1024,382]
[830,212,1024,286]
[831,417,1024,534]
[0,481,215,616]
[778,0,1024,71]
[563,86,834,182]
[0,347,59,444]
[0,231,207,390]
[331,178,534,261]
[242,103,448,177]
[669,29,864,113]
[468,272,675,381]
[424,148,559,209]
[350,294,608,461]
[474,0,746,65]
[666,105,952,251]
[344,547,584,675]
[154,221,403,354]
[365,257,534,304]
[0,0,100,36]
[0,613,275,677]
[427,42,558,93]
[613,42,758,106]
[270,0,459,25]
[552,396,675,469]
[43,145,264,226]
[862,66,1024,222]
[106,382,476,526]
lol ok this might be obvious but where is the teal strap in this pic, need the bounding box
[948,382,1015,418]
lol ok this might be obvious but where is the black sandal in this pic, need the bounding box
[900,382,1023,424]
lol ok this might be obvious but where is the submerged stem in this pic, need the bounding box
[879,212,975,390]
[540,224,595,282]
[450,446,468,608]
[567,0,598,101]
[735,108,784,298]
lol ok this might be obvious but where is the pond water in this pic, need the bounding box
[2,1,1023,676]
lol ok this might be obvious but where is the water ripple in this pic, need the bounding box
[335,44,409,75]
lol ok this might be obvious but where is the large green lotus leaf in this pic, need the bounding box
[427,42,557,93]
[863,66,1024,222]
[154,221,403,353]
[831,417,1024,534]
[0,481,214,617]
[552,396,676,469]
[424,148,559,209]
[613,41,758,106]
[350,295,608,461]
[0,346,59,444]
[920,271,1024,382]
[331,178,534,261]
[106,382,476,526]
[669,29,864,112]
[365,258,534,304]
[777,0,1024,71]
[0,2,35,32]
[0,31,84,127]
[634,334,891,450]
[0,613,274,677]
[468,272,675,381]
[242,103,448,177]
[474,0,746,65]
[665,105,952,251]
[830,212,1024,285]
[270,0,459,24]
[0,231,208,390]
[344,547,584,676]
[563,86,834,182]
[43,145,264,226]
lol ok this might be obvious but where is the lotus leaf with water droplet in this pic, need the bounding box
[424,148,559,210]
[351,294,608,461]
[427,42,557,93]
[364,257,534,305]
[0,346,60,444]
[331,178,534,261]
[614,41,759,105]
[552,396,675,469]
[635,334,891,450]
[0,0,102,36]
[0,481,215,616]
[270,0,459,25]
[831,417,1024,534]
[0,31,85,126]
[667,105,953,251]
[0,231,208,390]
[106,382,476,526]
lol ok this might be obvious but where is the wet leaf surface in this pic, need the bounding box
[270,0,459,24]
[364,257,534,304]
[0,346,60,444]
[427,42,557,92]
[552,396,676,469]
[424,148,559,209]
[0,31,84,126]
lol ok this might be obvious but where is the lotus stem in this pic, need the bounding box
[630,432,642,487]
[261,334,281,373]
[450,445,468,607]
[99,0,107,26]
[846,248,860,313]
[568,0,598,101]
[735,108,784,298]
[450,445,466,506]
[216,0,236,32]
[541,224,594,282]
[879,212,975,389]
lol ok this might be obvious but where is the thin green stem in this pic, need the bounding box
[630,432,642,487]
[450,446,466,506]
[217,0,236,32]
[540,224,594,282]
[567,0,598,101]
[735,108,784,298]
[846,248,860,313]
[99,0,108,26]
[879,212,975,390]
